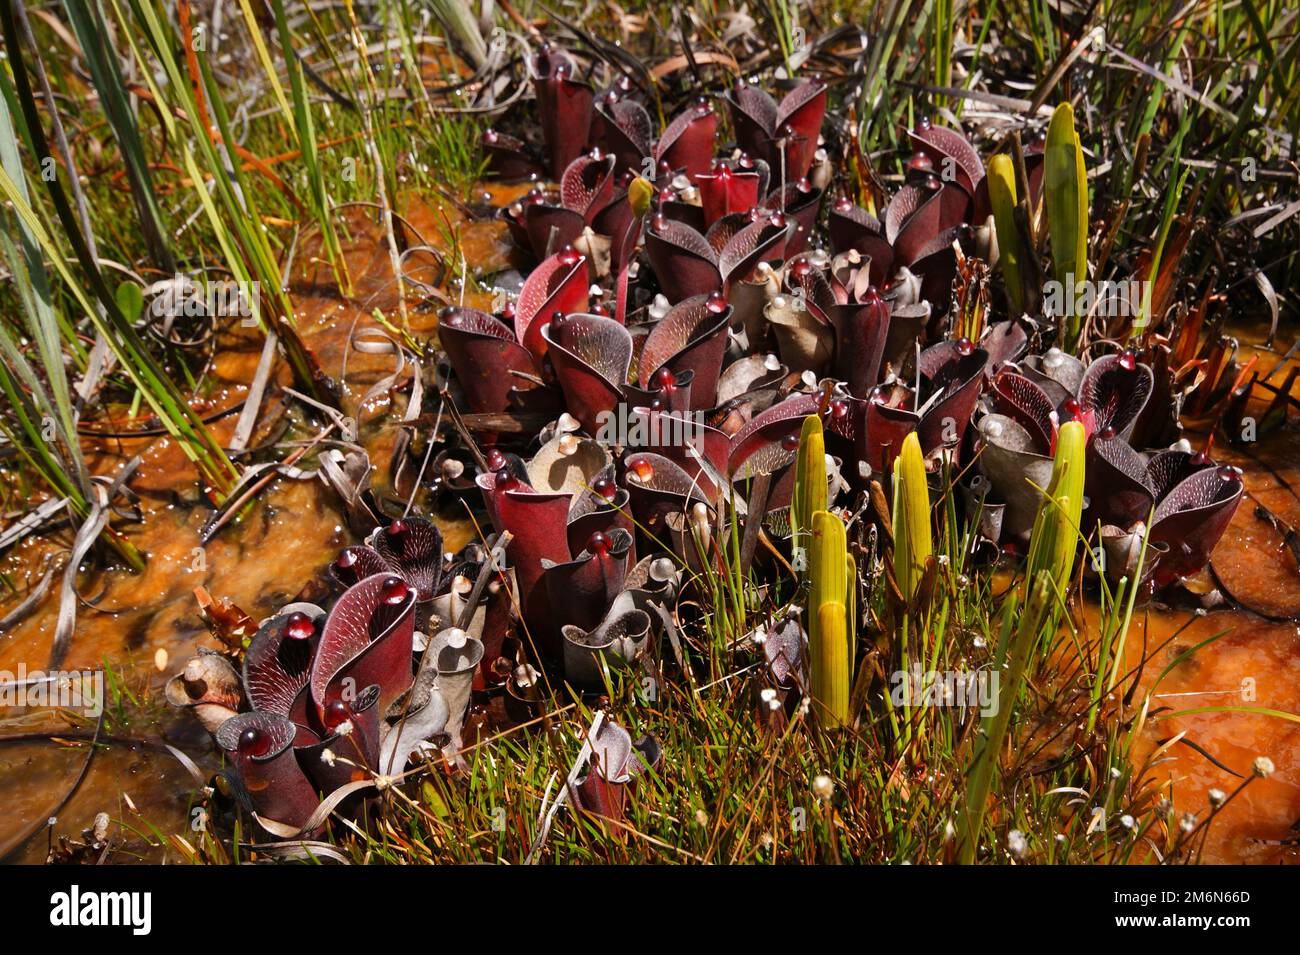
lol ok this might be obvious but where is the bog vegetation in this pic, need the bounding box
[0,0,1297,865]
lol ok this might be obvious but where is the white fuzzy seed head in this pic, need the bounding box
[812,775,834,800]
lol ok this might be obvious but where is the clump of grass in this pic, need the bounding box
[425,111,491,201]
[960,420,1085,862]
[254,420,1217,866]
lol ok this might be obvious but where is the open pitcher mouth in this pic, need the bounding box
[1,4,1294,879]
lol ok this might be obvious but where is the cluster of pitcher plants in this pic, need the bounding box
[167,44,1246,850]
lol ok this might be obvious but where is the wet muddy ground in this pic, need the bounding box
[0,195,1296,864]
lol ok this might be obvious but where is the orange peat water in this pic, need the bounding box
[0,195,507,862]
[1117,354,1300,864]
[0,192,1295,863]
